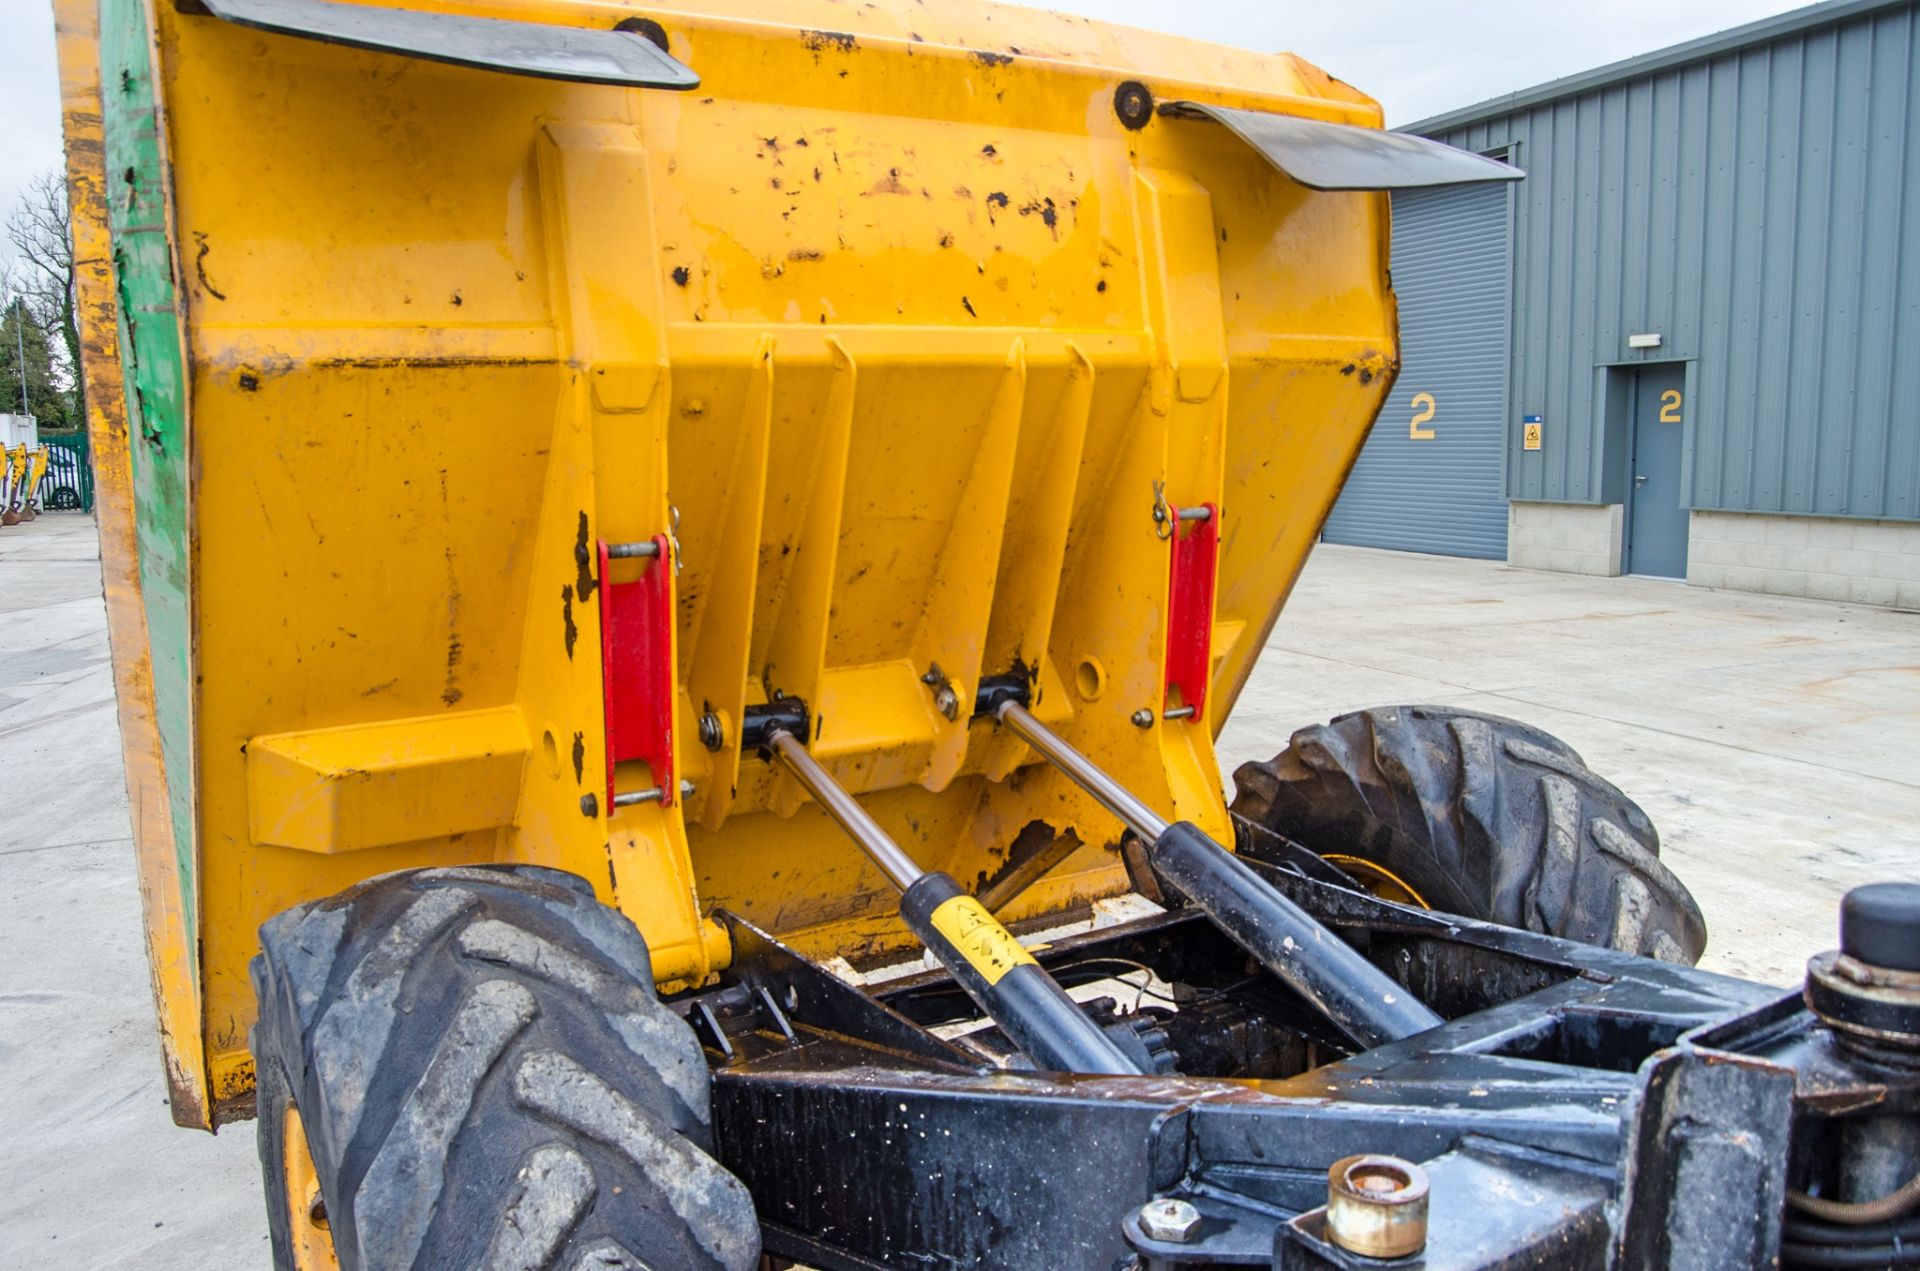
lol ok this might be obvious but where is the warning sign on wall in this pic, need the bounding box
[1523,415,1543,451]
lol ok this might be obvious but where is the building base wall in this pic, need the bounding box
[1687,511,1920,608]
[1506,502,1623,576]
[1507,503,1920,607]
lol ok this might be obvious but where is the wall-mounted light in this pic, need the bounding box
[1627,332,1663,349]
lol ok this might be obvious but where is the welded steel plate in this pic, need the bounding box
[200,0,700,89]
[1163,101,1522,190]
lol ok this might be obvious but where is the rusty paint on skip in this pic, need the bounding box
[800,29,857,54]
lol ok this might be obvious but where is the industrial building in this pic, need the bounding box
[1327,0,1920,607]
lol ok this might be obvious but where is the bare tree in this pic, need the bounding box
[7,170,81,420]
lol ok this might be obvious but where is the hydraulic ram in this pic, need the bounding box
[762,725,1143,1076]
[994,698,1444,1048]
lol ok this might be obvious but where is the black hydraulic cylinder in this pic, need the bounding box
[764,724,1141,1077]
[900,871,1142,1076]
[1150,821,1445,1048]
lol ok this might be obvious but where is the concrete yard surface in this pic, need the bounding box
[0,514,265,1270]
[1216,543,1920,987]
[2,516,1917,1268]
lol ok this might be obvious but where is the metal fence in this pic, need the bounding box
[38,433,92,512]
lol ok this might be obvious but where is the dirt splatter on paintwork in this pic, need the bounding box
[191,231,226,301]
[800,29,857,54]
[574,511,597,602]
[1018,196,1058,236]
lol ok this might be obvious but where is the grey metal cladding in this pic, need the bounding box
[1413,0,1919,520]
[1325,180,1512,559]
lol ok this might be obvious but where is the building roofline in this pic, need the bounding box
[1399,0,1915,135]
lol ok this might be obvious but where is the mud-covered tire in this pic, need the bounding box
[251,864,759,1271]
[1231,706,1707,963]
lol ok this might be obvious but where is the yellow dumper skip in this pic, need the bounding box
[53,0,1499,1129]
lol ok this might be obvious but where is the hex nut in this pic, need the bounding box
[1137,1197,1201,1243]
[1325,1154,1429,1259]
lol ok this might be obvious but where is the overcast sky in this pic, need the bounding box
[1,0,1804,265]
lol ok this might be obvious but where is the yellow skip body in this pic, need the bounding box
[58,0,1399,1127]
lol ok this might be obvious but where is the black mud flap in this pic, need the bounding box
[1162,101,1522,190]
[197,0,700,89]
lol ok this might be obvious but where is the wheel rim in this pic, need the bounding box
[282,1102,341,1270]
[1322,855,1432,909]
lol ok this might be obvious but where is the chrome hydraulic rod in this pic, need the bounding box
[765,726,1142,1075]
[767,731,923,892]
[994,700,1444,1048]
[994,700,1168,843]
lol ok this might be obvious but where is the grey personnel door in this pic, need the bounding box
[1323,180,1511,559]
[1624,364,1689,579]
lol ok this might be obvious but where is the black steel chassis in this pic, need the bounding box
[666,823,1919,1270]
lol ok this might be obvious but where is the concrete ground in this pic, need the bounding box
[1215,543,1920,987]
[1,516,1914,1269]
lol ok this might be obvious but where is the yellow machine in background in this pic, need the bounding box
[1,444,49,524]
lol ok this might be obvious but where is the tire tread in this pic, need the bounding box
[251,865,758,1271]
[1232,706,1706,961]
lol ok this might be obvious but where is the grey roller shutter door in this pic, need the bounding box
[1324,181,1511,559]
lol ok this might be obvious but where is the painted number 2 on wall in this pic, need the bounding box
[1410,392,1437,440]
[1659,389,1683,423]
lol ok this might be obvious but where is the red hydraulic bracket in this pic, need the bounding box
[598,535,676,810]
[1163,502,1219,719]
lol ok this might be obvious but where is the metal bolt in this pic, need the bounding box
[1325,1154,1429,1259]
[579,793,599,818]
[610,780,697,809]
[1113,80,1154,131]
[1130,708,1154,729]
[922,663,960,721]
[698,712,725,752]
[1137,1197,1201,1243]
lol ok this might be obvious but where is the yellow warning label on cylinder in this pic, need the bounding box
[928,895,1038,986]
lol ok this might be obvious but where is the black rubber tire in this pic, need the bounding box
[251,864,760,1271]
[1231,706,1707,963]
